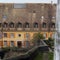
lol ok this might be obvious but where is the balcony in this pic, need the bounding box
[50,28,56,31]
[3,28,8,31]
[34,28,39,31]
[9,28,15,30]
[17,28,23,30]
[24,28,30,31]
[41,28,48,31]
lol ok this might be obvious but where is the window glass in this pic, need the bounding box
[34,23,38,28]
[3,15,7,19]
[4,41,7,46]
[10,41,14,47]
[25,41,30,47]
[9,22,14,28]
[3,22,8,28]
[26,33,29,38]
[10,33,14,38]
[14,4,26,8]
[42,22,46,28]
[4,33,7,37]
[25,23,29,28]
[17,22,22,28]
[52,23,55,28]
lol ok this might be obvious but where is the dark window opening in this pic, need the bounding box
[17,22,22,28]
[14,4,26,8]
[10,41,14,47]
[51,23,55,28]
[42,22,46,28]
[9,22,14,28]
[34,23,38,28]
[3,22,8,28]
[25,22,29,28]
[18,34,21,37]
[4,41,7,46]
[17,41,22,47]
[4,33,7,37]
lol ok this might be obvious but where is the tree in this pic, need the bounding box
[32,32,45,46]
[48,37,54,48]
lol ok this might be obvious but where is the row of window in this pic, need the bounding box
[3,41,30,47]
[3,33,30,38]
[4,41,15,47]
[0,33,55,39]
[3,33,21,38]
[0,22,55,28]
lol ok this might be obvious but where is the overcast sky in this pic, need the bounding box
[0,0,57,3]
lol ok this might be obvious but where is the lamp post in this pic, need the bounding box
[54,0,60,60]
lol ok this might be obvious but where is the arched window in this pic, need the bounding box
[9,22,14,28]
[51,23,55,28]
[42,22,46,28]
[25,22,29,28]
[17,22,22,28]
[3,22,8,28]
[34,22,38,28]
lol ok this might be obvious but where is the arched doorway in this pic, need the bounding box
[17,41,22,47]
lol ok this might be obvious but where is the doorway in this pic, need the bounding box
[17,41,22,47]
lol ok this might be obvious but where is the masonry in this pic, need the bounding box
[0,3,56,48]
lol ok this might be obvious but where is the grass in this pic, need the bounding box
[48,52,53,60]
[34,52,53,60]
[34,52,43,60]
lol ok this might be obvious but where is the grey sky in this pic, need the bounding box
[0,0,57,3]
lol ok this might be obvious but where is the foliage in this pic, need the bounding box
[2,47,10,52]
[48,52,53,60]
[32,32,45,45]
[34,52,53,60]
[34,52,43,60]
[48,37,54,46]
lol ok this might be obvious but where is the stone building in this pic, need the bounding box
[0,3,56,48]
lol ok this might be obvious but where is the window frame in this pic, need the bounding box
[34,22,38,28]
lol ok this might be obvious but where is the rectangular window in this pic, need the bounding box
[10,33,14,38]
[4,41,7,47]
[10,41,14,47]
[14,4,26,8]
[4,33,7,37]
